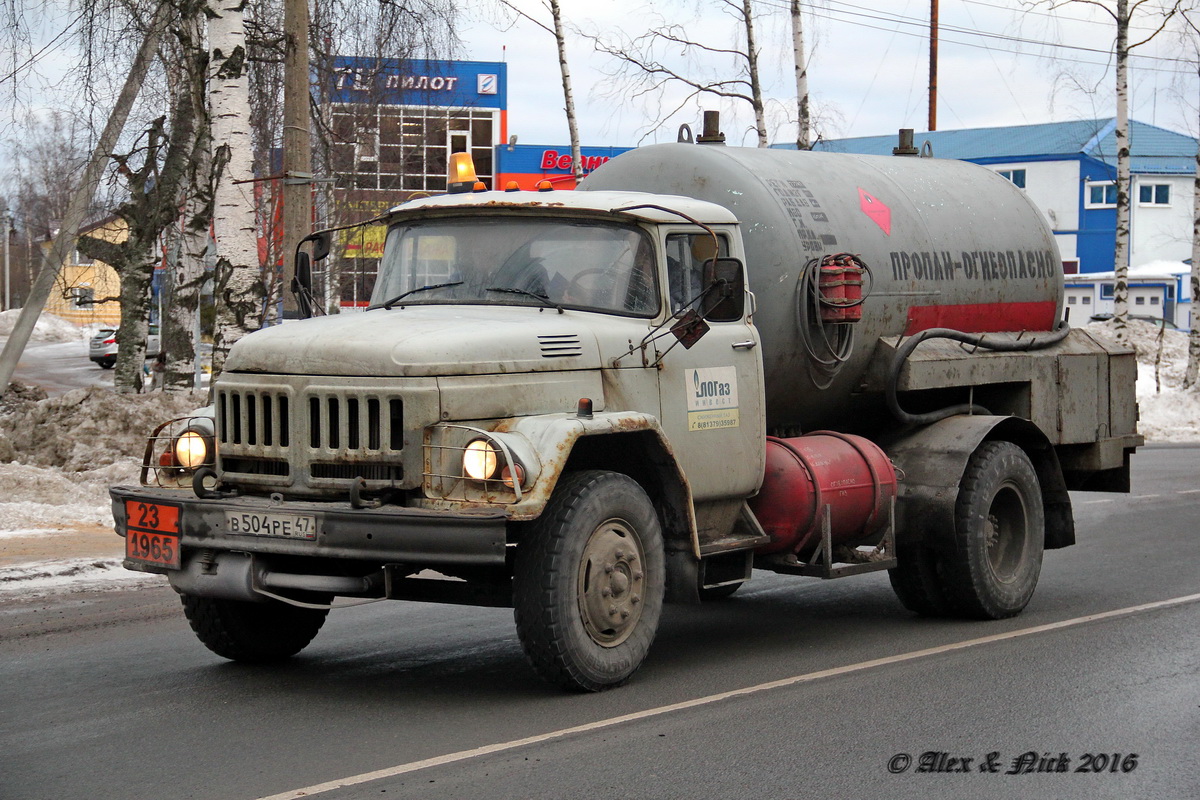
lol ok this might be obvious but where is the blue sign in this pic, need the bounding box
[496,144,633,175]
[329,57,507,110]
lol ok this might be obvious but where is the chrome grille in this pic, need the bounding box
[217,384,408,490]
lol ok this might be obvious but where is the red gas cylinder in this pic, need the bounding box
[750,432,897,557]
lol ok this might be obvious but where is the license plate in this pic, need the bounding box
[124,500,182,569]
[224,509,319,540]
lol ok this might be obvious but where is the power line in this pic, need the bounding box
[757,0,1194,75]
[763,0,1195,74]
[819,0,1192,64]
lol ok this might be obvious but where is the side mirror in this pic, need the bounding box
[700,257,745,321]
[292,231,331,320]
[292,252,314,319]
[311,231,332,261]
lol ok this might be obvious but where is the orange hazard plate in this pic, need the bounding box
[124,500,182,570]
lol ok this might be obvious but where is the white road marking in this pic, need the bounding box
[1079,499,1114,504]
[1177,489,1200,495]
[1136,494,1162,499]
[257,591,1200,800]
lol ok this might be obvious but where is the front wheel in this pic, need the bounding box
[941,441,1044,619]
[514,470,665,692]
[181,594,329,663]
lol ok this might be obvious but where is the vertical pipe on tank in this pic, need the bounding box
[697,111,727,145]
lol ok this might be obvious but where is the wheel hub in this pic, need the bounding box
[986,482,1027,583]
[578,520,645,647]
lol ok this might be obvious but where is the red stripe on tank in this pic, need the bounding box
[903,301,1059,335]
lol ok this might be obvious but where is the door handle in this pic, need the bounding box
[732,340,757,350]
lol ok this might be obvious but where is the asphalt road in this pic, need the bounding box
[2,338,116,396]
[1,445,1197,800]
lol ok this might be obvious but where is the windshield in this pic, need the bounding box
[369,217,659,317]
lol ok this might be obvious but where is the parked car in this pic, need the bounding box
[89,325,161,369]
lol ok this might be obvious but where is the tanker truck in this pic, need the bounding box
[111,120,1140,692]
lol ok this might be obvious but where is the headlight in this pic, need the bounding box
[174,430,210,470]
[463,438,500,481]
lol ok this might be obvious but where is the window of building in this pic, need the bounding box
[1135,296,1145,305]
[1150,295,1160,305]
[1082,296,1091,305]
[1138,184,1170,205]
[998,169,1026,189]
[330,104,496,196]
[1067,296,1077,304]
[1100,283,1114,299]
[1086,182,1117,208]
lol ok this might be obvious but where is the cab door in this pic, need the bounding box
[655,229,764,516]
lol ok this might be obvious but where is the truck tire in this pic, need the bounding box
[888,543,953,617]
[181,594,329,663]
[941,441,1044,619]
[513,470,665,692]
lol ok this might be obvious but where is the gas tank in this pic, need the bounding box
[581,143,1063,431]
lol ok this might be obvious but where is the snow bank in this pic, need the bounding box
[0,557,160,597]
[0,385,208,471]
[0,309,92,343]
[1085,319,1200,442]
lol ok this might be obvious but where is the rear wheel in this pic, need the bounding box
[941,441,1044,619]
[514,470,665,692]
[181,595,329,662]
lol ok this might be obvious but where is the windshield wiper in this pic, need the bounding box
[485,286,564,314]
[379,281,464,309]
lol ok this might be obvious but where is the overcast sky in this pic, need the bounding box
[458,0,1199,149]
[1,0,1196,158]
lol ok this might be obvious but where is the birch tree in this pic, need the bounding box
[1181,10,1200,389]
[76,110,196,393]
[792,0,810,150]
[496,0,582,180]
[592,0,769,146]
[1036,0,1183,343]
[162,2,212,392]
[209,0,264,375]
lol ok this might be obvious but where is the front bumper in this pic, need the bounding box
[110,485,509,573]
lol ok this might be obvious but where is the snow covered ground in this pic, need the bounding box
[0,313,1196,598]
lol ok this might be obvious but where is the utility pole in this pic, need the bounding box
[281,0,313,318]
[929,0,939,132]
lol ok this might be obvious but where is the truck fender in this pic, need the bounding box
[880,415,1074,552]
[498,414,700,583]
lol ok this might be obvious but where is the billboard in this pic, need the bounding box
[329,57,507,110]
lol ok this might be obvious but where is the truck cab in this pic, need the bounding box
[113,188,766,691]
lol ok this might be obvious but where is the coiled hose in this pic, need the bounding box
[886,321,1071,425]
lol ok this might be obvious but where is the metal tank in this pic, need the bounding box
[580,140,1064,432]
